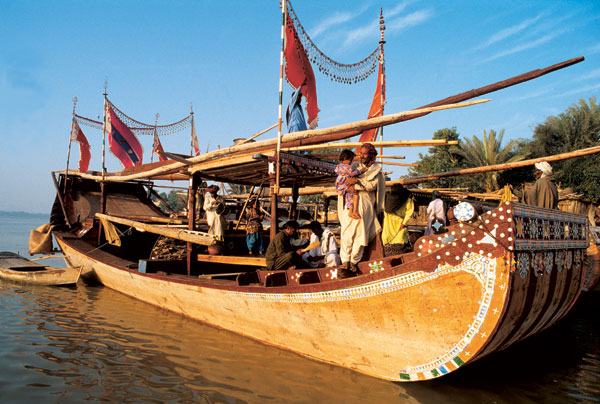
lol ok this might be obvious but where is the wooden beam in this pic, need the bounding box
[197,254,267,267]
[391,144,600,185]
[283,140,459,152]
[73,99,488,182]
[376,161,419,167]
[96,213,216,246]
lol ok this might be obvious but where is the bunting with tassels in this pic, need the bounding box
[286,0,380,85]
[284,13,319,129]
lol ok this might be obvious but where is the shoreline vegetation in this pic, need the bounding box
[0,211,48,218]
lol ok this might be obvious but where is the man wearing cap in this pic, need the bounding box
[203,185,227,241]
[338,143,386,275]
[523,161,559,209]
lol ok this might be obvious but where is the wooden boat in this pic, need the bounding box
[47,164,591,381]
[42,56,594,381]
[0,251,81,286]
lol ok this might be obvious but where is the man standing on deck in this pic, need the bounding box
[523,161,559,209]
[203,185,227,241]
[338,143,386,276]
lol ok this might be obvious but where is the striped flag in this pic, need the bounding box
[106,105,143,168]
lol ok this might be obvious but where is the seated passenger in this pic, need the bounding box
[265,221,305,271]
[302,221,341,268]
[245,200,265,256]
[424,190,446,235]
[382,184,414,256]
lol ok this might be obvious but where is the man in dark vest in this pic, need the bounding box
[265,221,305,270]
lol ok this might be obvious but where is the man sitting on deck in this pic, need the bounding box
[338,143,386,276]
[302,221,341,268]
[265,221,306,271]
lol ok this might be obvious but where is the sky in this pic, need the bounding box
[0,0,598,213]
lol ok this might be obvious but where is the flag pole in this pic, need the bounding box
[378,9,386,165]
[151,113,159,163]
[64,96,78,194]
[102,82,108,180]
[275,0,287,195]
[190,102,195,156]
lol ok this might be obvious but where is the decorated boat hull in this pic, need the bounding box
[54,201,589,381]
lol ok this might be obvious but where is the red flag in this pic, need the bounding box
[152,132,167,162]
[284,15,319,128]
[358,59,385,144]
[71,119,91,172]
[106,106,144,168]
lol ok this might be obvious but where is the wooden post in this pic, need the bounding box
[269,176,278,242]
[187,173,200,276]
[98,181,107,246]
[324,197,330,227]
[235,185,256,230]
[290,184,299,220]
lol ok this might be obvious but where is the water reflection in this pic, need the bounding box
[0,283,598,403]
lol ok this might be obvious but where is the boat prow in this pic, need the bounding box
[0,252,81,286]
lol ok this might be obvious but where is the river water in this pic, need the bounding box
[1,216,599,403]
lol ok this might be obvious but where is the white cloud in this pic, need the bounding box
[473,13,545,51]
[552,82,600,98]
[479,31,563,63]
[576,68,600,82]
[310,9,364,39]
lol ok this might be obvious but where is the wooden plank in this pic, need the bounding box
[96,213,216,246]
[196,254,267,267]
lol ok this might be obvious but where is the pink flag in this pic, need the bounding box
[191,121,200,155]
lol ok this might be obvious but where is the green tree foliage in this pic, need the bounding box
[408,128,470,189]
[458,129,527,192]
[154,191,186,213]
[528,97,600,202]
[226,183,253,195]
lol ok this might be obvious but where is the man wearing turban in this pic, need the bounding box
[523,161,558,209]
[337,143,386,276]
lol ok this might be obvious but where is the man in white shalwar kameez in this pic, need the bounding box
[302,221,341,268]
[337,143,385,275]
[203,185,227,241]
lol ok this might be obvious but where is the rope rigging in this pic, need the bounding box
[286,0,381,85]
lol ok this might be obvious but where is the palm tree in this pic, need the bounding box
[458,129,527,192]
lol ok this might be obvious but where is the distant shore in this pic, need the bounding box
[0,211,48,218]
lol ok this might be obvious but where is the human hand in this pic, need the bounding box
[346,177,358,185]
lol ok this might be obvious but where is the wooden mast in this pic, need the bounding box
[378,9,386,163]
[271,0,288,241]
[64,96,77,195]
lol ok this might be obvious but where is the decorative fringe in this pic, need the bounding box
[75,99,192,137]
[287,0,380,85]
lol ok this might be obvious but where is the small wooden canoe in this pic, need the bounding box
[0,252,81,286]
